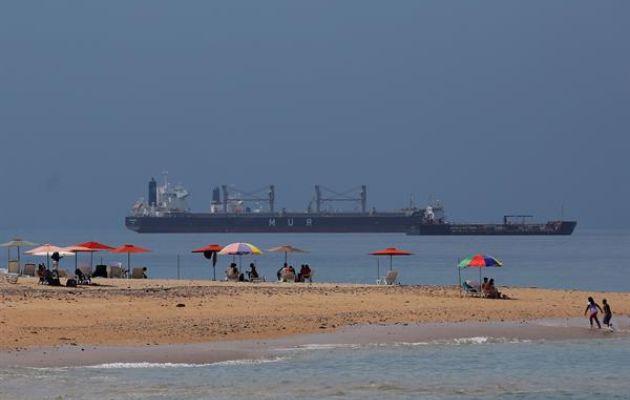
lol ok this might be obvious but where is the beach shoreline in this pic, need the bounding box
[2,318,628,368]
[2,278,628,367]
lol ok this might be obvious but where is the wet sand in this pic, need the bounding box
[1,277,628,366]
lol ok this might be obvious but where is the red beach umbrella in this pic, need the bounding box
[74,241,115,270]
[110,244,151,278]
[192,244,223,281]
[64,245,96,272]
[369,247,413,279]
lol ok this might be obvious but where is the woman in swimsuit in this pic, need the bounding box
[584,296,603,329]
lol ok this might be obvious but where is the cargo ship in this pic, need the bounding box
[124,175,576,235]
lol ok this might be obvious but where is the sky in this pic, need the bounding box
[0,1,628,230]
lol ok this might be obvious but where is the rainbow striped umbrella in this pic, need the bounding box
[457,254,503,293]
[458,254,503,269]
[218,243,263,273]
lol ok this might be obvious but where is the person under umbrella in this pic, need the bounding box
[218,243,262,279]
[25,244,74,271]
[457,254,503,296]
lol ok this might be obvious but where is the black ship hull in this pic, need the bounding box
[125,214,576,235]
[407,221,577,235]
[125,212,419,233]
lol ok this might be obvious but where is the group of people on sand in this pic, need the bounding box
[585,297,614,331]
[481,277,507,299]
[224,262,313,282]
[276,263,312,282]
[225,262,259,282]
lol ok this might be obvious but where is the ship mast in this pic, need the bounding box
[314,185,367,213]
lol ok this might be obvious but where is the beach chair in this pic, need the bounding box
[279,269,295,282]
[22,263,37,277]
[462,280,479,297]
[131,267,147,279]
[79,266,93,279]
[7,260,20,275]
[108,265,123,278]
[303,270,314,283]
[93,264,108,278]
[376,270,399,285]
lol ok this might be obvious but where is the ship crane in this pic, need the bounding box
[314,185,367,213]
[220,185,275,214]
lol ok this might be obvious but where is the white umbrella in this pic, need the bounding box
[25,244,74,270]
[1,238,37,273]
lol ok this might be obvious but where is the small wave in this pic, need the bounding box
[30,357,287,371]
[277,337,531,352]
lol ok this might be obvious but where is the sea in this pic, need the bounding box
[1,227,629,399]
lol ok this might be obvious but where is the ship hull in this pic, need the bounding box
[125,213,419,233]
[125,214,576,235]
[407,221,577,235]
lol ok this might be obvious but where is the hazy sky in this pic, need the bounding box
[1,1,628,229]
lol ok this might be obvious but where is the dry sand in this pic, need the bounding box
[2,277,628,353]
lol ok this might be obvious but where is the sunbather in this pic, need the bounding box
[225,263,239,281]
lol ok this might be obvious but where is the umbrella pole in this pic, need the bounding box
[479,267,482,295]
[47,252,50,270]
[390,255,393,271]
[284,252,287,265]
[377,258,380,281]
[458,267,462,297]
[212,263,216,281]
[17,246,21,274]
[128,253,131,279]
[90,252,94,271]
[75,253,78,273]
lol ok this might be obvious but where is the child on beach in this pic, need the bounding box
[584,297,603,329]
[602,299,613,331]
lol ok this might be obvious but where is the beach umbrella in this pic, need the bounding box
[268,245,308,265]
[192,244,224,281]
[370,247,413,280]
[109,244,151,278]
[1,238,37,273]
[74,241,114,270]
[64,245,96,273]
[218,242,262,272]
[457,254,503,291]
[25,244,74,270]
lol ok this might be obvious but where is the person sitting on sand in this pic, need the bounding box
[277,263,287,281]
[485,279,503,299]
[584,296,603,329]
[298,264,312,282]
[248,262,259,281]
[481,277,490,296]
[37,263,47,284]
[225,263,239,281]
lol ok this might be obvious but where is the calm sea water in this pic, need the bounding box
[3,228,629,399]
[2,337,630,399]
[2,227,628,291]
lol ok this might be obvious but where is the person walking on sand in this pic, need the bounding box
[602,299,613,331]
[584,297,603,329]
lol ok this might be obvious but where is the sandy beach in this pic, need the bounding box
[2,277,629,362]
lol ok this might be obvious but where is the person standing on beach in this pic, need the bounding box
[602,299,613,330]
[584,297,603,329]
